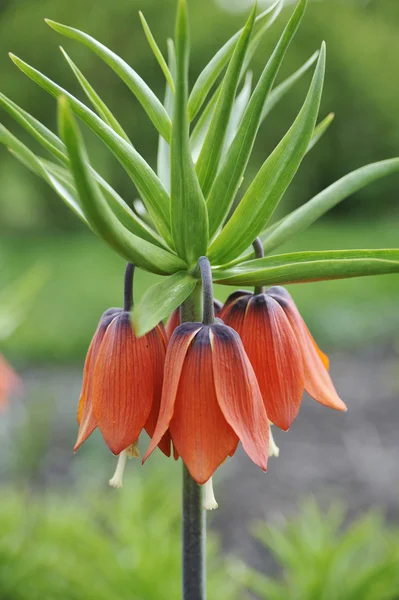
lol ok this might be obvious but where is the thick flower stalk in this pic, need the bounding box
[1,0,399,597]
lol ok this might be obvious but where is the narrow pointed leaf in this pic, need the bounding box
[132,271,197,337]
[196,5,256,197]
[190,87,218,163]
[188,0,282,122]
[170,0,208,265]
[0,92,66,162]
[0,124,86,222]
[213,249,399,286]
[260,158,399,254]
[207,0,308,241]
[221,71,252,159]
[45,19,171,141]
[41,159,167,247]
[260,50,319,123]
[139,12,175,93]
[208,43,326,265]
[0,92,166,246]
[9,54,172,243]
[306,112,334,154]
[59,47,131,143]
[58,97,185,275]
[157,39,175,193]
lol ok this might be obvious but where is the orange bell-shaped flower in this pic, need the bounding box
[144,256,270,486]
[220,286,346,431]
[75,264,169,466]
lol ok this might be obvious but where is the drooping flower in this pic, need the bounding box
[144,321,269,485]
[165,300,223,340]
[219,286,347,431]
[75,309,168,457]
[0,354,20,410]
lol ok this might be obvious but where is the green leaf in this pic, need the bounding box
[221,71,253,159]
[208,42,326,265]
[59,47,131,143]
[41,158,167,248]
[206,0,308,241]
[195,5,256,198]
[157,39,176,193]
[139,12,175,93]
[260,50,319,123]
[45,19,172,142]
[131,271,197,337]
[188,0,283,122]
[306,112,334,154]
[0,92,66,163]
[259,158,399,254]
[190,87,219,163]
[0,124,86,223]
[9,54,172,244]
[170,0,208,266]
[212,249,399,286]
[0,93,166,247]
[58,96,185,275]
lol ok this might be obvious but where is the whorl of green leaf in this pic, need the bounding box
[206,0,308,241]
[9,54,173,245]
[188,0,283,122]
[58,96,185,275]
[195,5,256,198]
[45,18,172,142]
[208,42,326,265]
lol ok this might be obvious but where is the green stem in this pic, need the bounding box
[181,280,206,600]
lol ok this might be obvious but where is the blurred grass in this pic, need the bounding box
[0,471,239,600]
[1,217,398,364]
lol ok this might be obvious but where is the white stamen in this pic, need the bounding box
[109,440,140,488]
[203,477,218,511]
[109,450,128,488]
[268,423,280,458]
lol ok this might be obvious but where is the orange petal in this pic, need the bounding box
[144,325,171,457]
[75,309,121,451]
[92,312,164,455]
[166,301,223,340]
[241,294,304,431]
[211,324,269,472]
[269,287,346,412]
[219,291,251,322]
[165,309,181,340]
[143,322,203,462]
[169,326,238,484]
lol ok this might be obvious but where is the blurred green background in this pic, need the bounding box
[0,0,398,598]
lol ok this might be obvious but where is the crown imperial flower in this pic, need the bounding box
[144,320,269,485]
[220,285,346,430]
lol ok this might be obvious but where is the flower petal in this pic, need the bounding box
[92,312,164,455]
[211,324,269,472]
[219,291,251,322]
[75,309,121,451]
[143,322,202,462]
[165,308,181,340]
[268,287,346,412]
[241,294,304,431]
[169,326,238,484]
[144,325,171,457]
